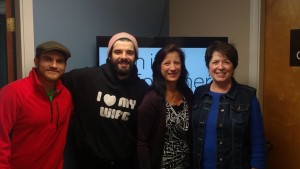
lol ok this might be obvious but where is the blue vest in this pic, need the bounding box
[192,79,256,169]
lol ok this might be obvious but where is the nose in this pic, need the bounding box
[121,51,127,59]
[170,63,176,70]
[217,62,224,69]
[49,61,58,68]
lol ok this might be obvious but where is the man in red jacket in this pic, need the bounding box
[0,41,73,169]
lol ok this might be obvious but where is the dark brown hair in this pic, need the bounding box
[151,43,189,96]
[205,41,238,69]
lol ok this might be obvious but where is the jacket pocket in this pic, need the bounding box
[230,104,250,124]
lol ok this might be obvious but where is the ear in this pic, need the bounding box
[34,57,38,67]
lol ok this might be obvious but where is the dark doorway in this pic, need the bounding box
[0,0,16,88]
[0,1,7,88]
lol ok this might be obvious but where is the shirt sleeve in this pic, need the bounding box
[0,85,19,168]
[250,96,266,169]
[137,91,160,169]
[61,71,74,92]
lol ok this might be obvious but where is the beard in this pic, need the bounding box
[109,58,135,77]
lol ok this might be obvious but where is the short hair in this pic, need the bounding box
[205,41,238,69]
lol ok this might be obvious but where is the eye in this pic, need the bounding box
[41,56,52,62]
[113,50,122,55]
[174,61,181,66]
[126,50,135,56]
[56,59,65,64]
[211,61,218,65]
[224,60,232,64]
[162,61,170,66]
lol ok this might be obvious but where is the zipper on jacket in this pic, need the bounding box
[50,102,53,123]
[42,87,60,130]
[55,102,60,131]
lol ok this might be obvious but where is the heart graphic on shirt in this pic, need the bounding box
[103,94,116,106]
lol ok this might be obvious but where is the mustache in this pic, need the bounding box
[46,70,60,73]
[117,59,131,64]
[47,67,59,72]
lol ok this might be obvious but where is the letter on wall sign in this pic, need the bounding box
[290,29,300,66]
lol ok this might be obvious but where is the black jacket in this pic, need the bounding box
[63,64,149,168]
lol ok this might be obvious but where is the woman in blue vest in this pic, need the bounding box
[193,41,266,169]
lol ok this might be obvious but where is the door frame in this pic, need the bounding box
[5,0,15,82]
[249,0,264,104]
[14,0,34,79]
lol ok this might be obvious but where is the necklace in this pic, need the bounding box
[166,91,178,106]
[172,92,178,105]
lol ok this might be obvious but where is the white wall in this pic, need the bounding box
[169,0,251,84]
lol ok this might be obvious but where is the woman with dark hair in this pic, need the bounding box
[192,41,266,169]
[137,43,193,169]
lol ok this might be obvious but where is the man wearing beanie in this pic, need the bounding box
[63,32,149,169]
[0,41,73,169]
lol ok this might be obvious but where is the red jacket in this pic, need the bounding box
[0,68,73,169]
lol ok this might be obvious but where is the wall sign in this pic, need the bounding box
[290,29,300,66]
